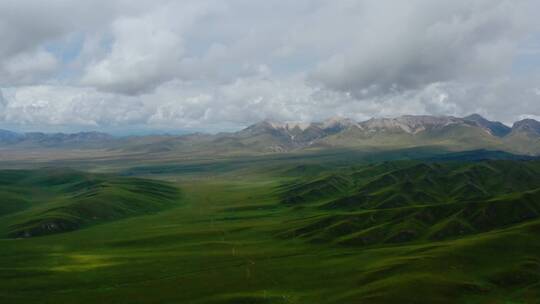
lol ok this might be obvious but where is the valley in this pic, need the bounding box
[1,146,540,303]
[3,1,540,302]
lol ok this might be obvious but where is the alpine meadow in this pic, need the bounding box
[2,1,540,304]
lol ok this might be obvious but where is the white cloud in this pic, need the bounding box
[0,0,126,87]
[3,74,538,131]
[81,1,218,94]
[0,0,540,131]
[1,85,148,127]
[308,0,536,96]
[0,49,58,84]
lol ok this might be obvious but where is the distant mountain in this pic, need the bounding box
[229,114,539,155]
[359,115,466,134]
[23,131,113,146]
[1,114,540,156]
[226,117,357,152]
[512,118,540,136]
[500,118,540,156]
[463,114,512,137]
[0,130,114,148]
[0,129,24,144]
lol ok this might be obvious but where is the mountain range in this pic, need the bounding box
[0,130,113,147]
[1,114,540,156]
[3,115,540,303]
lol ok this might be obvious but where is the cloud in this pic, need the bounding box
[0,89,6,122]
[3,74,538,132]
[1,85,148,127]
[0,49,58,85]
[0,0,540,131]
[308,0,538,97]
[80,1,316,94]
[81,1,219,95]
[0,0,116,86]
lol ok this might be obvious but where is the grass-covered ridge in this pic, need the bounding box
[2,153,540,303]
[278,160,540,246]
[0,168,181,238]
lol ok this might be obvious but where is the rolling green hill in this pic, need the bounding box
[0,168,181,238]
[2,154,540,303]
[278,160,540,245]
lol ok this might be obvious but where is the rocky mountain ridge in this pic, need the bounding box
[233,114,540,154]
[1,114,539,156]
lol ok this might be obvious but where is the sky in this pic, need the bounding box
[1,0,540,134]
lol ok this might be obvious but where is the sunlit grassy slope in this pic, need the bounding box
[1,151,540,303]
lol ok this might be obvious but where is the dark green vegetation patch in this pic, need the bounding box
[0,168,180,238]
[279,160,540,246]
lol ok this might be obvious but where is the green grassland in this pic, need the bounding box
[1,150,540,303]
[0,169,180,237]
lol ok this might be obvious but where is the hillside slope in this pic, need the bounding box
[2,157,540,303]
[0,169,181,237]
[279,160,540,246]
